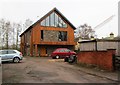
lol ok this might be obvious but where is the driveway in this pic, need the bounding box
[2,56,117,83]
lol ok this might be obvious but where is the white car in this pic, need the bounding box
[0,57,1,65]
[0,50,23,63]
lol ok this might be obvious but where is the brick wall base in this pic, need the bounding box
[77,49,116,71]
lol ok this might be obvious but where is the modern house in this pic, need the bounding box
[20,8,76,56]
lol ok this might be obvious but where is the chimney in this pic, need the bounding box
[110,32,114,39]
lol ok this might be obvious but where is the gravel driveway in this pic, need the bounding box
[2,56,117,83]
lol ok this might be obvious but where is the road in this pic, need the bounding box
[2,56,117,83]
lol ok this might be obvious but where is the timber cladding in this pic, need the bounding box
[20,8,77,56]
[79,39,120,56]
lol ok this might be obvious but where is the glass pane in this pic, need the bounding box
[50,12,55,26]
[8,50,16,54]
[55,13,58,27]
[40,12,67,28]
[63,21,67,28]
[46,16,49,26]
[59,49,64,52]
[58,31,67,41]
[41,19,45,26]
[2,51,7,54]
[58,17,63,27]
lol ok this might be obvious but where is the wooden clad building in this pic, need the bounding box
[79,39,120,56]
[20,8,76,56]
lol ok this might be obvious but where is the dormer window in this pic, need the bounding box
[41,12,67,28]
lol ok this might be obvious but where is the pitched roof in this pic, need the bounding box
[20,7,76,37]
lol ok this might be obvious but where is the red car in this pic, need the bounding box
[50,48,77,63]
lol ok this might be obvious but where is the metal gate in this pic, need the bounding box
[113,54,120,70]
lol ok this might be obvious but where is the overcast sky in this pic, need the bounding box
[0,0,119,38]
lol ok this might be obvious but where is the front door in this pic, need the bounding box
[40,46,47,57]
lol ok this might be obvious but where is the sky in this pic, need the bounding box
[0,0,119,38]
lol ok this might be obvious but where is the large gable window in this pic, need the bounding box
[41,12,67,28]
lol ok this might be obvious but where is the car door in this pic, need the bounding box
[6,50,16,60]
[64,49,70,56]
[59,49,66,57]
[65,49,71,56]
[1,50,8,61]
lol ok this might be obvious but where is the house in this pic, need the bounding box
[20,8,77,56]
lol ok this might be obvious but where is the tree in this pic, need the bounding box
[0,18,32,50]
[0,19,6,49]
[23,19,33,31]
[75,24,95,39]
[16,23,22,49]
[0,19,13,49]
[5,22,10,49]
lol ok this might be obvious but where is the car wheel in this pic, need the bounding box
[13,57,20,63]
[56,55,60,59]
[52,57,55,59]
[64,57,68,62]
[68,55,76,63]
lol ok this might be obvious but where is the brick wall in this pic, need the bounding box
[77,49,116,71]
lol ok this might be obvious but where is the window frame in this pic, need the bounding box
[41,30,44,40]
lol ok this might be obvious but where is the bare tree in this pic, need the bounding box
[12,23,22,50]
[0,19,6,49]
[12,23,16,48]
[76,24,95,39]
[0,18,32,50]
[0,19,13,49]
[23,19,33,31]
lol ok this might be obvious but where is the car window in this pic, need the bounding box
[8,50,16,54]
[59,49,65,52]
[64,49,70,52]
[1,51,7,54]
[0,51,2,54]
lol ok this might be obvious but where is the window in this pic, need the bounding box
[58,31,67,41]
[62,21,67,28]
[64,49,70,52]
[41,19,45,26]
[58,17,63,27]
[46,16,49,26]
[1,51,7,54]
[40,12,67,28]
[59,49,65,52]
[8,50,16,54]
[50,12,55,26]
[55,13,59,27]
[41,30,43,40]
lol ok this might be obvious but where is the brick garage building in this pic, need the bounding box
[20,8,76,56]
